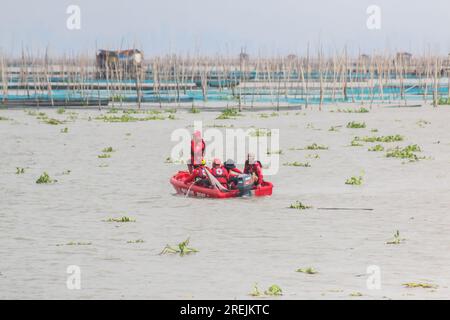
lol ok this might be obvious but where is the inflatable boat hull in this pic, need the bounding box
[170,171,273,198]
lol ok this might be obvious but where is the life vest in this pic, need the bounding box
[195,166,208,180]
[210,166,229,184]
[191,139,205,165]
[244,160,263,184]
[244,160,262,175]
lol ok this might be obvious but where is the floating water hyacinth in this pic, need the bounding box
[36,172,57,184]
[296,267,318,274]
[160,238,198,256]
[102,147,115,153]
[403,282,437,289]
[346,121,366,129]
[216,108,241,119]
[368,144,384,152]
[98,153,111,159]
[386,230,404,245]
[345,176,363,185]
[105,216,136,223]
[264,285,283,296]
[305,143,328,150]
[283,161,311,167]
[289,201,312,210]
[355,135,404,143]
[386,145,422,161]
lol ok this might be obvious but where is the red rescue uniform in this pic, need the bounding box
[244,161,263,185]
[210,166,229,188]
[185,166,208,184]
[190,139,205,166]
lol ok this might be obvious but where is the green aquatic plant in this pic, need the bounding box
[249,128,272,137]
[0,116,9,121]
[102,147,115,153]
[437,97,450,105]
[371,128,378,132]
[264,285,283,296]
[305,143,328,150]
[60,127,69,133]
[36,172,57,184]
[306,153,320,159]
[350,138,364,147]
[127,239,144,244]
[289,201,312,210]
[349,292,363,297]
[416,120,430,127]
[57,241,92,246]
[386,230,404,245]
[267,149,283,155]
[386,145,422,161]
[189,107,200,114]
[98,153,111,159]
[168,114,176,120]
[283,161,311,167]
[328,126,341,132]
[346,121,366,129]
[105,216,136,223]
[56,108,65,114]
[403,282,437,289]
[368,144,384,152]
[159,238,198,256]
[335,107,369,113]
[296,267,318,274]
[216,108,241,119]
[44,118,64,125]
[249,283,262,297]
[97,114,164,122]
[16,167,25,174]
[345,176,363,185]
[355,135,404,143]
[62,170,71,175]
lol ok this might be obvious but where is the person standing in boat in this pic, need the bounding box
[189,130,205,173]
[244,153,264,186]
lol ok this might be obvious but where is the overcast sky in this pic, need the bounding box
[1,0,449,56]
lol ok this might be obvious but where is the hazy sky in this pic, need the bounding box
[1,0,449,56]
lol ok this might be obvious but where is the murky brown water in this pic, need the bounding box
[1,105,450,299]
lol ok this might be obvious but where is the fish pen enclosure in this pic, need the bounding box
[1,49,450,109]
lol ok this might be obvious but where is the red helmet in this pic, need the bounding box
[213,158,221,166]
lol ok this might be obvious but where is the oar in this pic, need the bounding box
[185,180,200,198]
[205,169,229,192]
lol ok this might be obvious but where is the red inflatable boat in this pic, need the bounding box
[170,171,273,198]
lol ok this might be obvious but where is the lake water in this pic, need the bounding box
[1,104,450,299]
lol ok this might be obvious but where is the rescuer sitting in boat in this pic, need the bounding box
[244,153,264,186]
[210,158,230,189]
[224,159,242,189]
[184,159,210,187]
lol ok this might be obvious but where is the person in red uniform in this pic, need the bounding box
[224,159,242,189]
[210,158,229,189]
[185,159,209,186]
[244,153,263,186]
[189,130,205,172]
